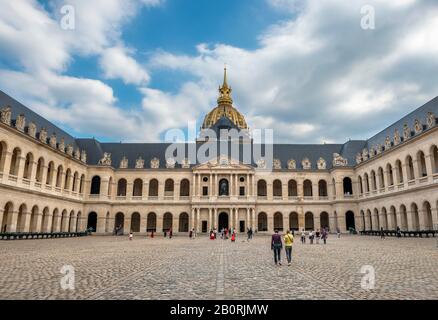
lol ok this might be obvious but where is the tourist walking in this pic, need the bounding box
[380,227,385,239]
[309,230,314,244]
[169,228,173,239]
[336,227,341,238]
[284,230,294,266]
[271,230,283,266]
[189,229,193,239]
[300,229,306,244]
[129,232,133,241]
[321,228,328,244]
[315,229,320,244]
[396,226,401,238]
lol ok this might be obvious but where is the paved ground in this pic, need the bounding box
[0,234,437,300]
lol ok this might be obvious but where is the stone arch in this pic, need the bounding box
[360,210,365,231]
[304,212,314,230]
[370,170,377,190]
[90,176,101,194]
[16,203,28,232]
[373,208,380,230]
[72,171,79,192]
[320,211,329,230]
[87,212,98,232]
[343,177,353,195]
[29,205,39,232]
[115,212,125,233]
[60,209,69,232]
[318,180,328,197]
[345,211,355,231]
[180,179,190,197]
[399,204,408,231]
[69,210,76,232]
[288,179,297,197]
[35,157,45,182]
[55,165,63,188]
[422,201,433,230]
[46,161,55,185]
[1,202,14,232]
[147,212,157,232]
[23,152,34,179]
[410,203,420,231]
[378,167,385,189]
[163,212,173,232]
[179,212,189,232]
[381,207,388,230]
[76,211,82,232]
[51,208,59,232]
[64,168,72,190]
[133,179,143,197]
[117,178,127,196]
[9,147,22,176]
[406,155,415,180]
[149,179,159,197]
[79,174,85,194]
[273,180,282,197]
[395,159,403,183]
[389,206,397,230]
[386,163,394,186]
[41,207,50,232]
[257,180,267,197]
[257,212,268,231]
[363,173,370,192]
[430,144,438,174]
[417,150,427,177]
[0,140,7,172]
[164,179,174,196]
[366,209,372,230]
[131,212,141,232]
[289,212,299,231]
[303,180,313,197]
[273,212,283,231]
[358,176,363,194]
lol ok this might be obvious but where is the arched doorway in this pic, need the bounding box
[289,212,299,231]
[305,212,314,230]
[115,212,124,234]
[131,212,140,232]
[273,212,283,231]
[179,212,189,232]
[258,212,267,231]
[147,212,157,232]
[218,212,229,230]
[163,212,173,232]
[320,212,329,230]
[87,212,97,232]
[345,211,356,231]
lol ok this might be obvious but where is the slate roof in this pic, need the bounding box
[1,90,436,169]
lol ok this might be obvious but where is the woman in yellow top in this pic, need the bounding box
[284,230,294,266]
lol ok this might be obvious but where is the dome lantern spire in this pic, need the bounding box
[217,66,233,105]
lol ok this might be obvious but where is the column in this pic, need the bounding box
[235,208,238,232]
[193,174,196,197]
[413,159,421,182]
[175,180,180,200]
[425,153,433,180]
[140,213,147,233]
[45,212,54,232]
[246,208,250,231]
[251,208,255,230]
[230,174,234,196]
[157,213,164,233]
[127,181,134,199]
[406,209,414,231]
[214,208,218,229]
[69,215,77,232]
[191,208,195,230]
[314,213,321,231]
[209,208,212,230]
[209,174,213,196]
[143,181,149,199]
[41,165,49,185]
[283,213,288,232]
[34,211,43,232]
[22,210,32,232]
[312,182,318,200]
[196,208,201,233]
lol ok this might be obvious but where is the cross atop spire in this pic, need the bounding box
[217,66,233,105]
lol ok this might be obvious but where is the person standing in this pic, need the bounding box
[321,228,328,244]
[169,228,173,239]
[284,230,294,266]
[189,229,193,239]
[129,232,133,241]
[309,230,314,244]
[380,227,385,239]
[315,229,320,244]
[271,230,283,266]
[336,227,341,238]
[396,226,401,238]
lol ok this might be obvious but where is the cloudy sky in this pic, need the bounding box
[0,0,438,143]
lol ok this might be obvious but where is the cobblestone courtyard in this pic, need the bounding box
[0,234,437,300]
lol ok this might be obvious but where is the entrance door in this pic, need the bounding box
[202,221,208,233]
[218,212,228,230]
[240,221,245,233]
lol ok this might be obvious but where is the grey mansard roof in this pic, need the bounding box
[1,90,437,169]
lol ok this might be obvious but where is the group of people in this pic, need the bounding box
[299,228,329,244]
[271,230,294,266]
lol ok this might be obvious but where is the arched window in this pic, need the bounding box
[257,212,268,231]
[378,167,385,188]
[9,147,21,176]
[273,212,283,231]
[46,161,54,185]
[371,170,377,190]
[288,180,297,197]
[318,180,327,197]
[273,180,282,197]
[1,202,14,232]
[56,165,63,188]
[257,180,267,197]
[363,173,369,192]
[0,141,7,172]
[117,179,127,196]
[72,172,79,192]
[303,180,312,197]
[395,160,403,183]
[115,212,125,234]
[165,179,174,196]
[149,179,159,197]
[343,177,353,195]
[180,179,190,197]
[431,145,438,174]
[133,179,143,196]
[90,176,101,194]
[64,169,72,190]
[417,151,427,177]
[406,155,415,180]
[386,164,394,186]
[35,157,44,182]
[23,153,33,179]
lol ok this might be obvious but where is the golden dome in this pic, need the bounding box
[202,68,248,129]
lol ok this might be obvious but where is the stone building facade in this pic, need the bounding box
[0,72,437,235]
